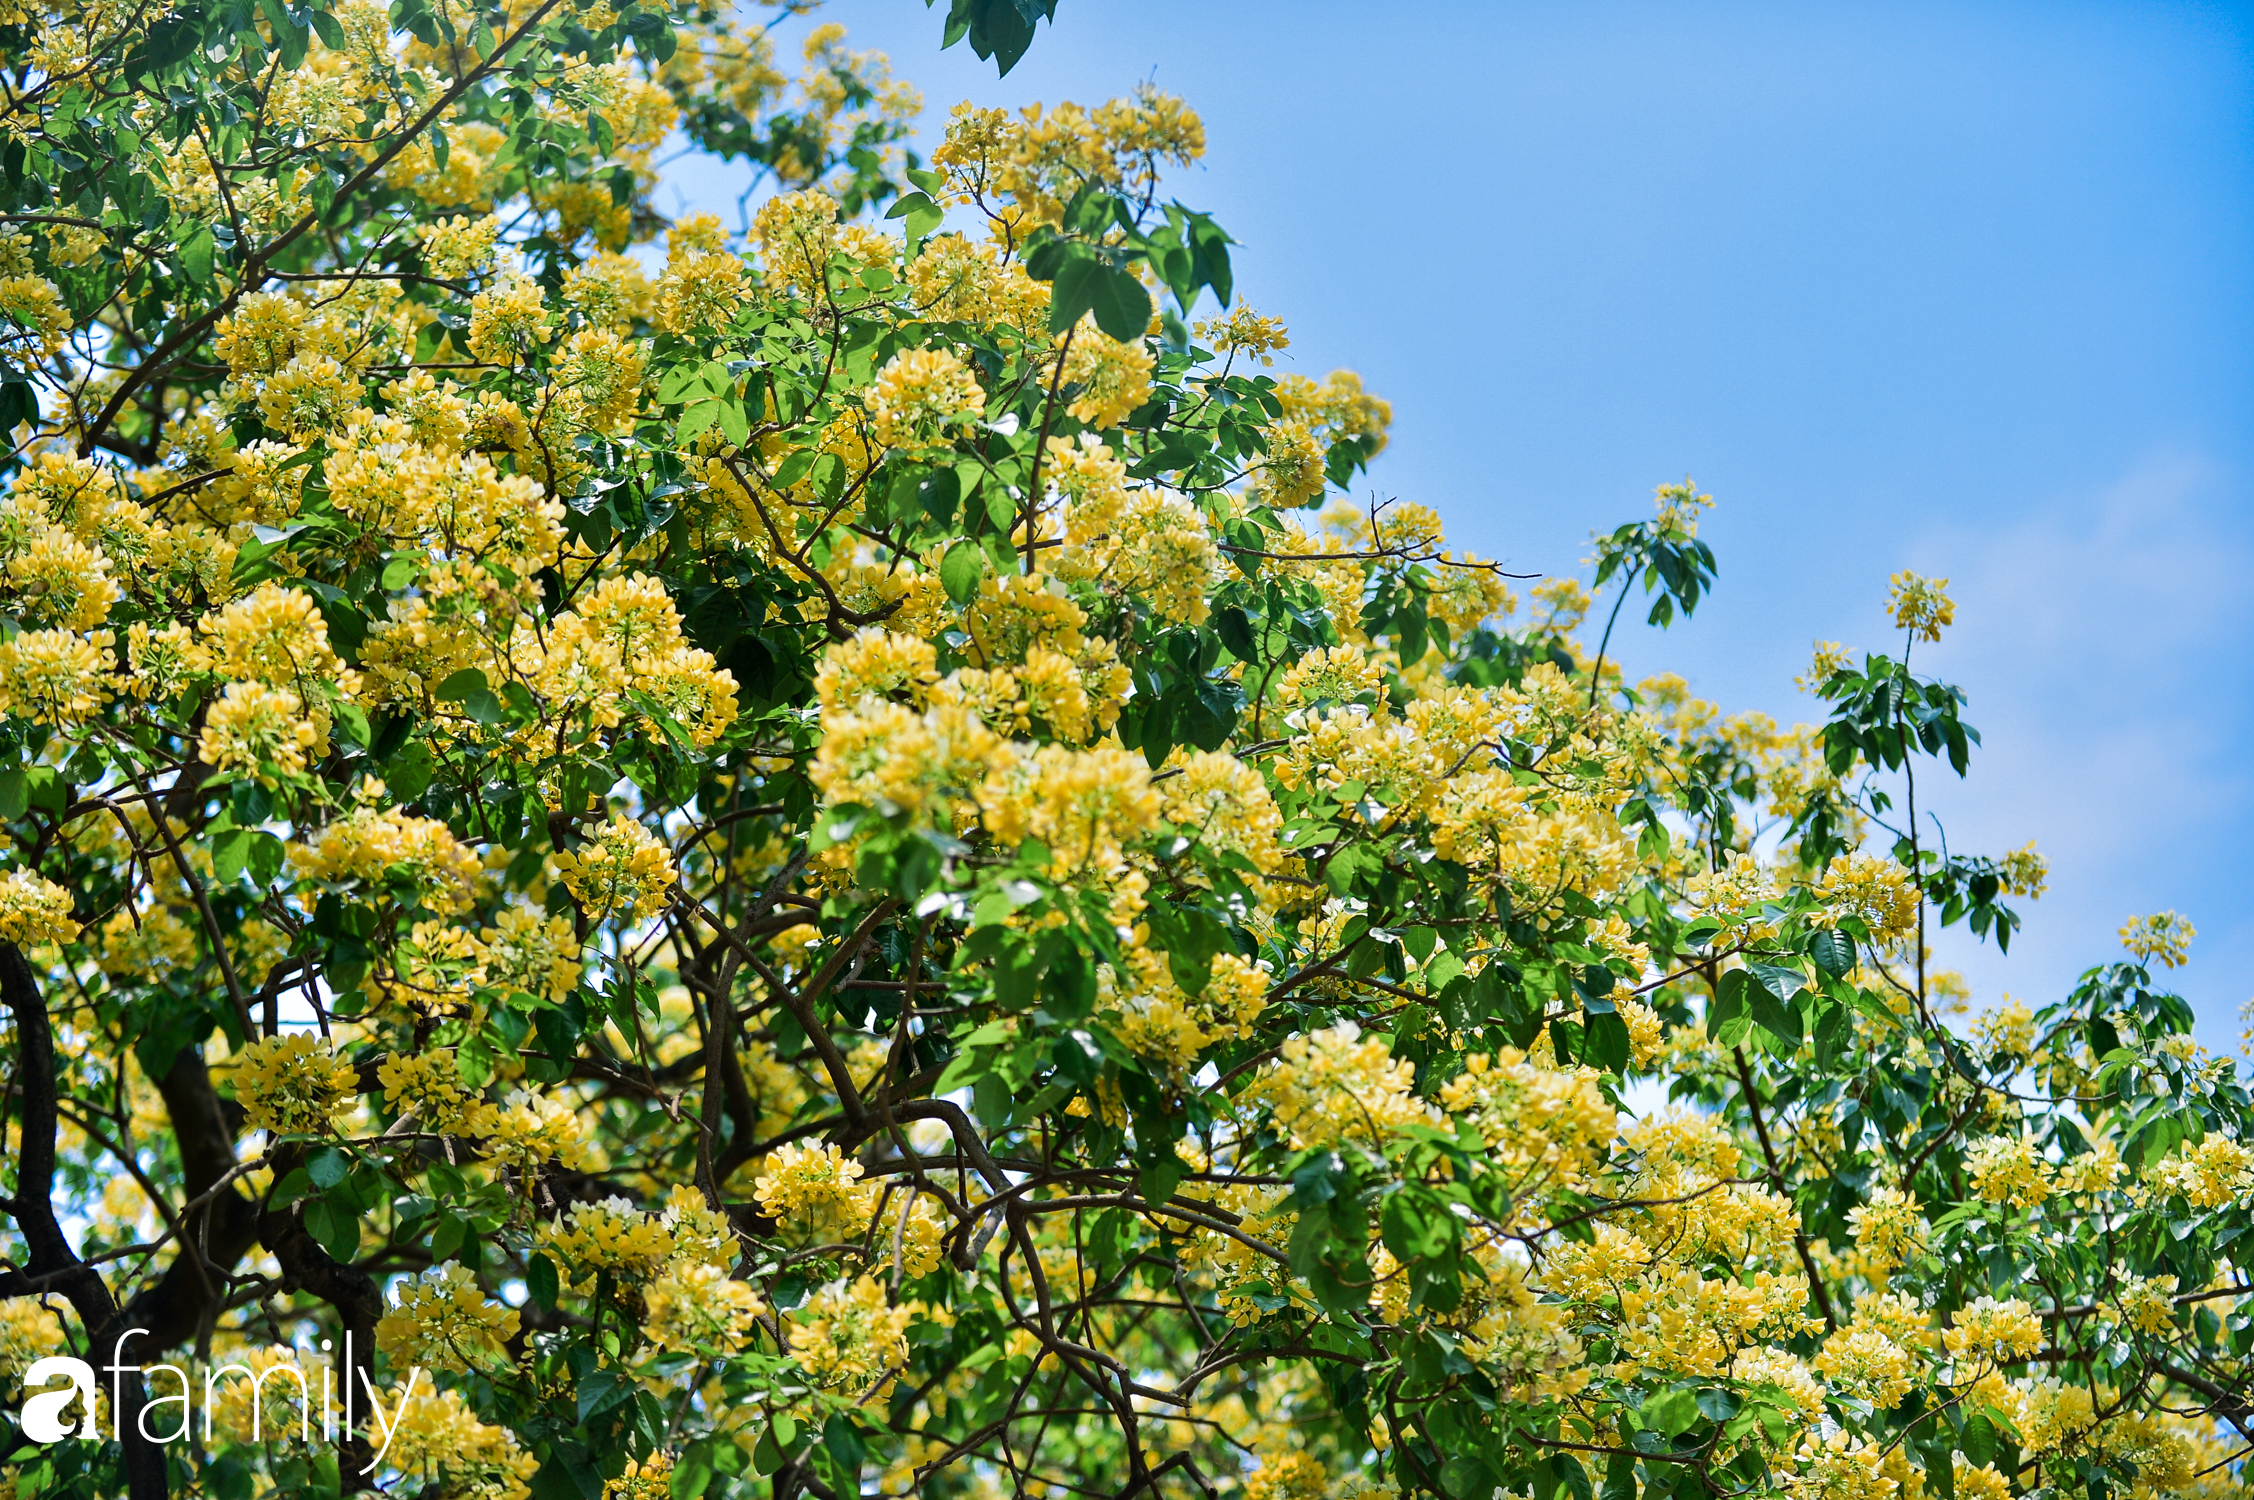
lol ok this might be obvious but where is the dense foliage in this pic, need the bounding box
[0,3,2248,1500]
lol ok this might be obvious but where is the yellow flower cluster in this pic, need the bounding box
[386,1387,538,1500]
[1966,1135,2052,1209]
[475,1089,598,1175]
[375,1263,521,1373]
[1060,322,1153,429]
[866,348,985,448]
[1940,1296,2044,1366]
[377,1049,477,1133]
[0,868,79,945]
[542,1196,679,1282]
[753,1142,877,1246]
[1436,1046,1617,1190]
[602,1451,672,1500]
[645,1260,764,1355]
[231,1033,358,1134]
[1845,1186,1926,1274]
[294,804,482,914]
[1250,1022,1434,1151]
[551,814,678,920]
[1814,853,1920,940]
[788,1274,914,1393]
[2144,1137,2254,1208]
[2119,910,2195,969]
[1887,572,1955,641]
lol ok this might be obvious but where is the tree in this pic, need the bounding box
[0,2,2247,1499]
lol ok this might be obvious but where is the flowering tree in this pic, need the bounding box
[0,3,2249,1500]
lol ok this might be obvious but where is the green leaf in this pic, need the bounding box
[657,360,729,403]
[715,399,749,446]
[213,828,254,883]
[1045,248,1104,333]
[770,448,817,489]
[1644,1386,1701,1438]
[526,1252,559,1310]
[1808,927,1854,977]
[1087,263,1153,342]
[307,1147,349,1189]
[1748,962,1810,1001]
[434,667,489,702]
[678,399,722,440]
[885,189,945,240]
[302,1200,359,1262]
[178,224,214,285]
[940,541,986,604]
[822,1415,866,1476]
[577,1368,633,1422]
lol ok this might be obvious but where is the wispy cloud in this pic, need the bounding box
[1912,449,2254,1049]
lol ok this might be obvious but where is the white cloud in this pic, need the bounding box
[1912,449,2254,1051]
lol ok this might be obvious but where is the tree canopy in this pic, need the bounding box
[0,3,2247,1500]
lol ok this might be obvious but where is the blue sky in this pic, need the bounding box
[671,0,2254,1049]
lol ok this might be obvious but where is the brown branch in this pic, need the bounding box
[1731,1045,1837,1332]
[0,942,168,1500]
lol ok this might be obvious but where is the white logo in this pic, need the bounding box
[19,1356,98,1443]
[15,1333,423,1473]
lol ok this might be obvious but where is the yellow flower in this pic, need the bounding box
[0,868,79,945]
[465,273,553,363]
[550,813,677,919]
[199,680,319,784]
[1275,644,1388,710]
[384,1386,536,1500]
[752,188,841,299]
[294,805,480,913]
[256,352,364,438]
[645,1260,762,1355]
[376,1263,520,1374]
[787,1274,912,1393]
[1249,1021,1435,1150]
[1654,478,1714,535]
[418,213,502,278]
[542,1196,676,1283]
[0,274,71,370]
[194,581,358,706]
[1813,853,1919,941]
[1996,842,2048,899]
[1952,1460,2010,1500]
[1941,1296,2042,1366]
[231,1033,357,1134]
[473,907,583,1004]
[1845,1186,1926,1274]
[1814,1322,1918,1407]
[473,1087,597,1174]
[602,1451,672,1500]
[1799,640,1854,690]
[2144,1137,2254,1208]
[1965,1135,2052,1209]
[865,347,984,448]
[0,626,113,728]
[1243,1453,1327,1500]
[377,1049,477,1134]
[2113,1273,2177,1335]
[754,1142,876,1246]
[1886,571,1954,642]
[1195,304,1289,363]
[2119,910,2193,969]
[1060,321,1152,429]
[659,1182,738,1268]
